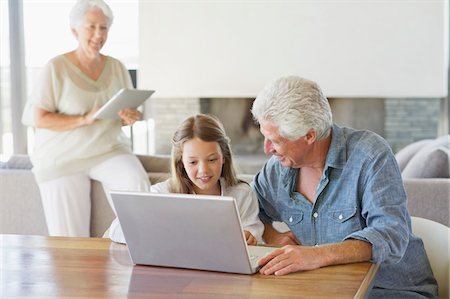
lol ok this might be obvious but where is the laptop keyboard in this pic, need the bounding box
[249,254,260,266]
[248,246,277,268]
[249,257,260,268]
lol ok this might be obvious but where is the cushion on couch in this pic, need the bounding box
[401,135,449,179]
[0,154,33,169]
[137,154,170,173]
[395,139,432,171]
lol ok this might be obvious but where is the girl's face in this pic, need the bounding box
[181,137,224,195]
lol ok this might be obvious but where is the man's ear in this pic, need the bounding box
[304,129,317,145]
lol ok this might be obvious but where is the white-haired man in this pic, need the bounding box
[252,76,437,298]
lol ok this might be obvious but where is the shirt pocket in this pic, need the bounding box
[281,211,304,227]
[327,207,361,241]
[329,207,356,223]
[278,211,308,244]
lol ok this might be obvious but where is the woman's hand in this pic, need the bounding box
[83,107,100,125]
[244,230,257,245]
[118,108,141,125]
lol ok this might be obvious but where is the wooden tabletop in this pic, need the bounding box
[0,234,378,298]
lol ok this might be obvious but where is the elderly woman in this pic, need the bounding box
[28,0,150,237]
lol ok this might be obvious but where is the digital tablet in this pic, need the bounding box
[93,88,155,119]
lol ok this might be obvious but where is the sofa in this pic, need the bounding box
[0,155,172,237]
[394,135,449,227]
[0,143,448,237]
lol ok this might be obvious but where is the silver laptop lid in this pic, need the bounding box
[111,191,257,274]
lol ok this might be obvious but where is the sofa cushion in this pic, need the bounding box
[137,154,170,173]
[0,154,33,170]
[402,135,449,179]
[404,178,450,227]
[395,139,432,171]
[149,172,170,184]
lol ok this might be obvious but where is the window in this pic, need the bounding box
[0,0,11,157]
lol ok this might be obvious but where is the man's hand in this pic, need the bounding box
[258,245,325,275]
[258,240,372,276]
[244,230,257,245]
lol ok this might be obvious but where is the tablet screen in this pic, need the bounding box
[93,88,155,119]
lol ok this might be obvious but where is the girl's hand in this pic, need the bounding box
[118,108,141,125]
[244,230,257,245]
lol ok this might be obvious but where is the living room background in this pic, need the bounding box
[1,0,448,161]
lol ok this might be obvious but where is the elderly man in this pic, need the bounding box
[252,76,437,298]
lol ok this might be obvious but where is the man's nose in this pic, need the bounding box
[264,139,274,155]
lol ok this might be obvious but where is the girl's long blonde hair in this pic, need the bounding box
[168,114,243,194]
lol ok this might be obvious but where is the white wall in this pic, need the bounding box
[139,0,448,98]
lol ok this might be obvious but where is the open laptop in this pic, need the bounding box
[110,191,278,274]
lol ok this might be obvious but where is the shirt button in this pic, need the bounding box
[338,214,343,220]
[313,212,318,218]
[289,216,293,223]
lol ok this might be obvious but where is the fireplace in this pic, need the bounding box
[143,97,440,162]
[199,98,264,156]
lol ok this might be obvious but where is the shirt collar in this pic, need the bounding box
[325,123,347,170]
[276,123,348,190]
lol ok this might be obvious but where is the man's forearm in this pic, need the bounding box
[315,239,372,267]
[262,223,372,268]
[259,237,373,275]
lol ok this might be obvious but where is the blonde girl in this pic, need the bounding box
[109,114,264,244]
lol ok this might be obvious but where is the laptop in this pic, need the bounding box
[110,191,278,274]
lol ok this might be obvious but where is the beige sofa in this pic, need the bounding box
[0,155,172,237]
[0,154,448,237]
[395,135,449,227]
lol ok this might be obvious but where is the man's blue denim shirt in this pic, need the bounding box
[252,124,437,298]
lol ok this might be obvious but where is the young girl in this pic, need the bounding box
[108,114,264,244]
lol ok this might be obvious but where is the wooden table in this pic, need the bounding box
[0,235,378,298]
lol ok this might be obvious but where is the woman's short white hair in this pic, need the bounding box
[69,0,114,30]
[251,76,332,140]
